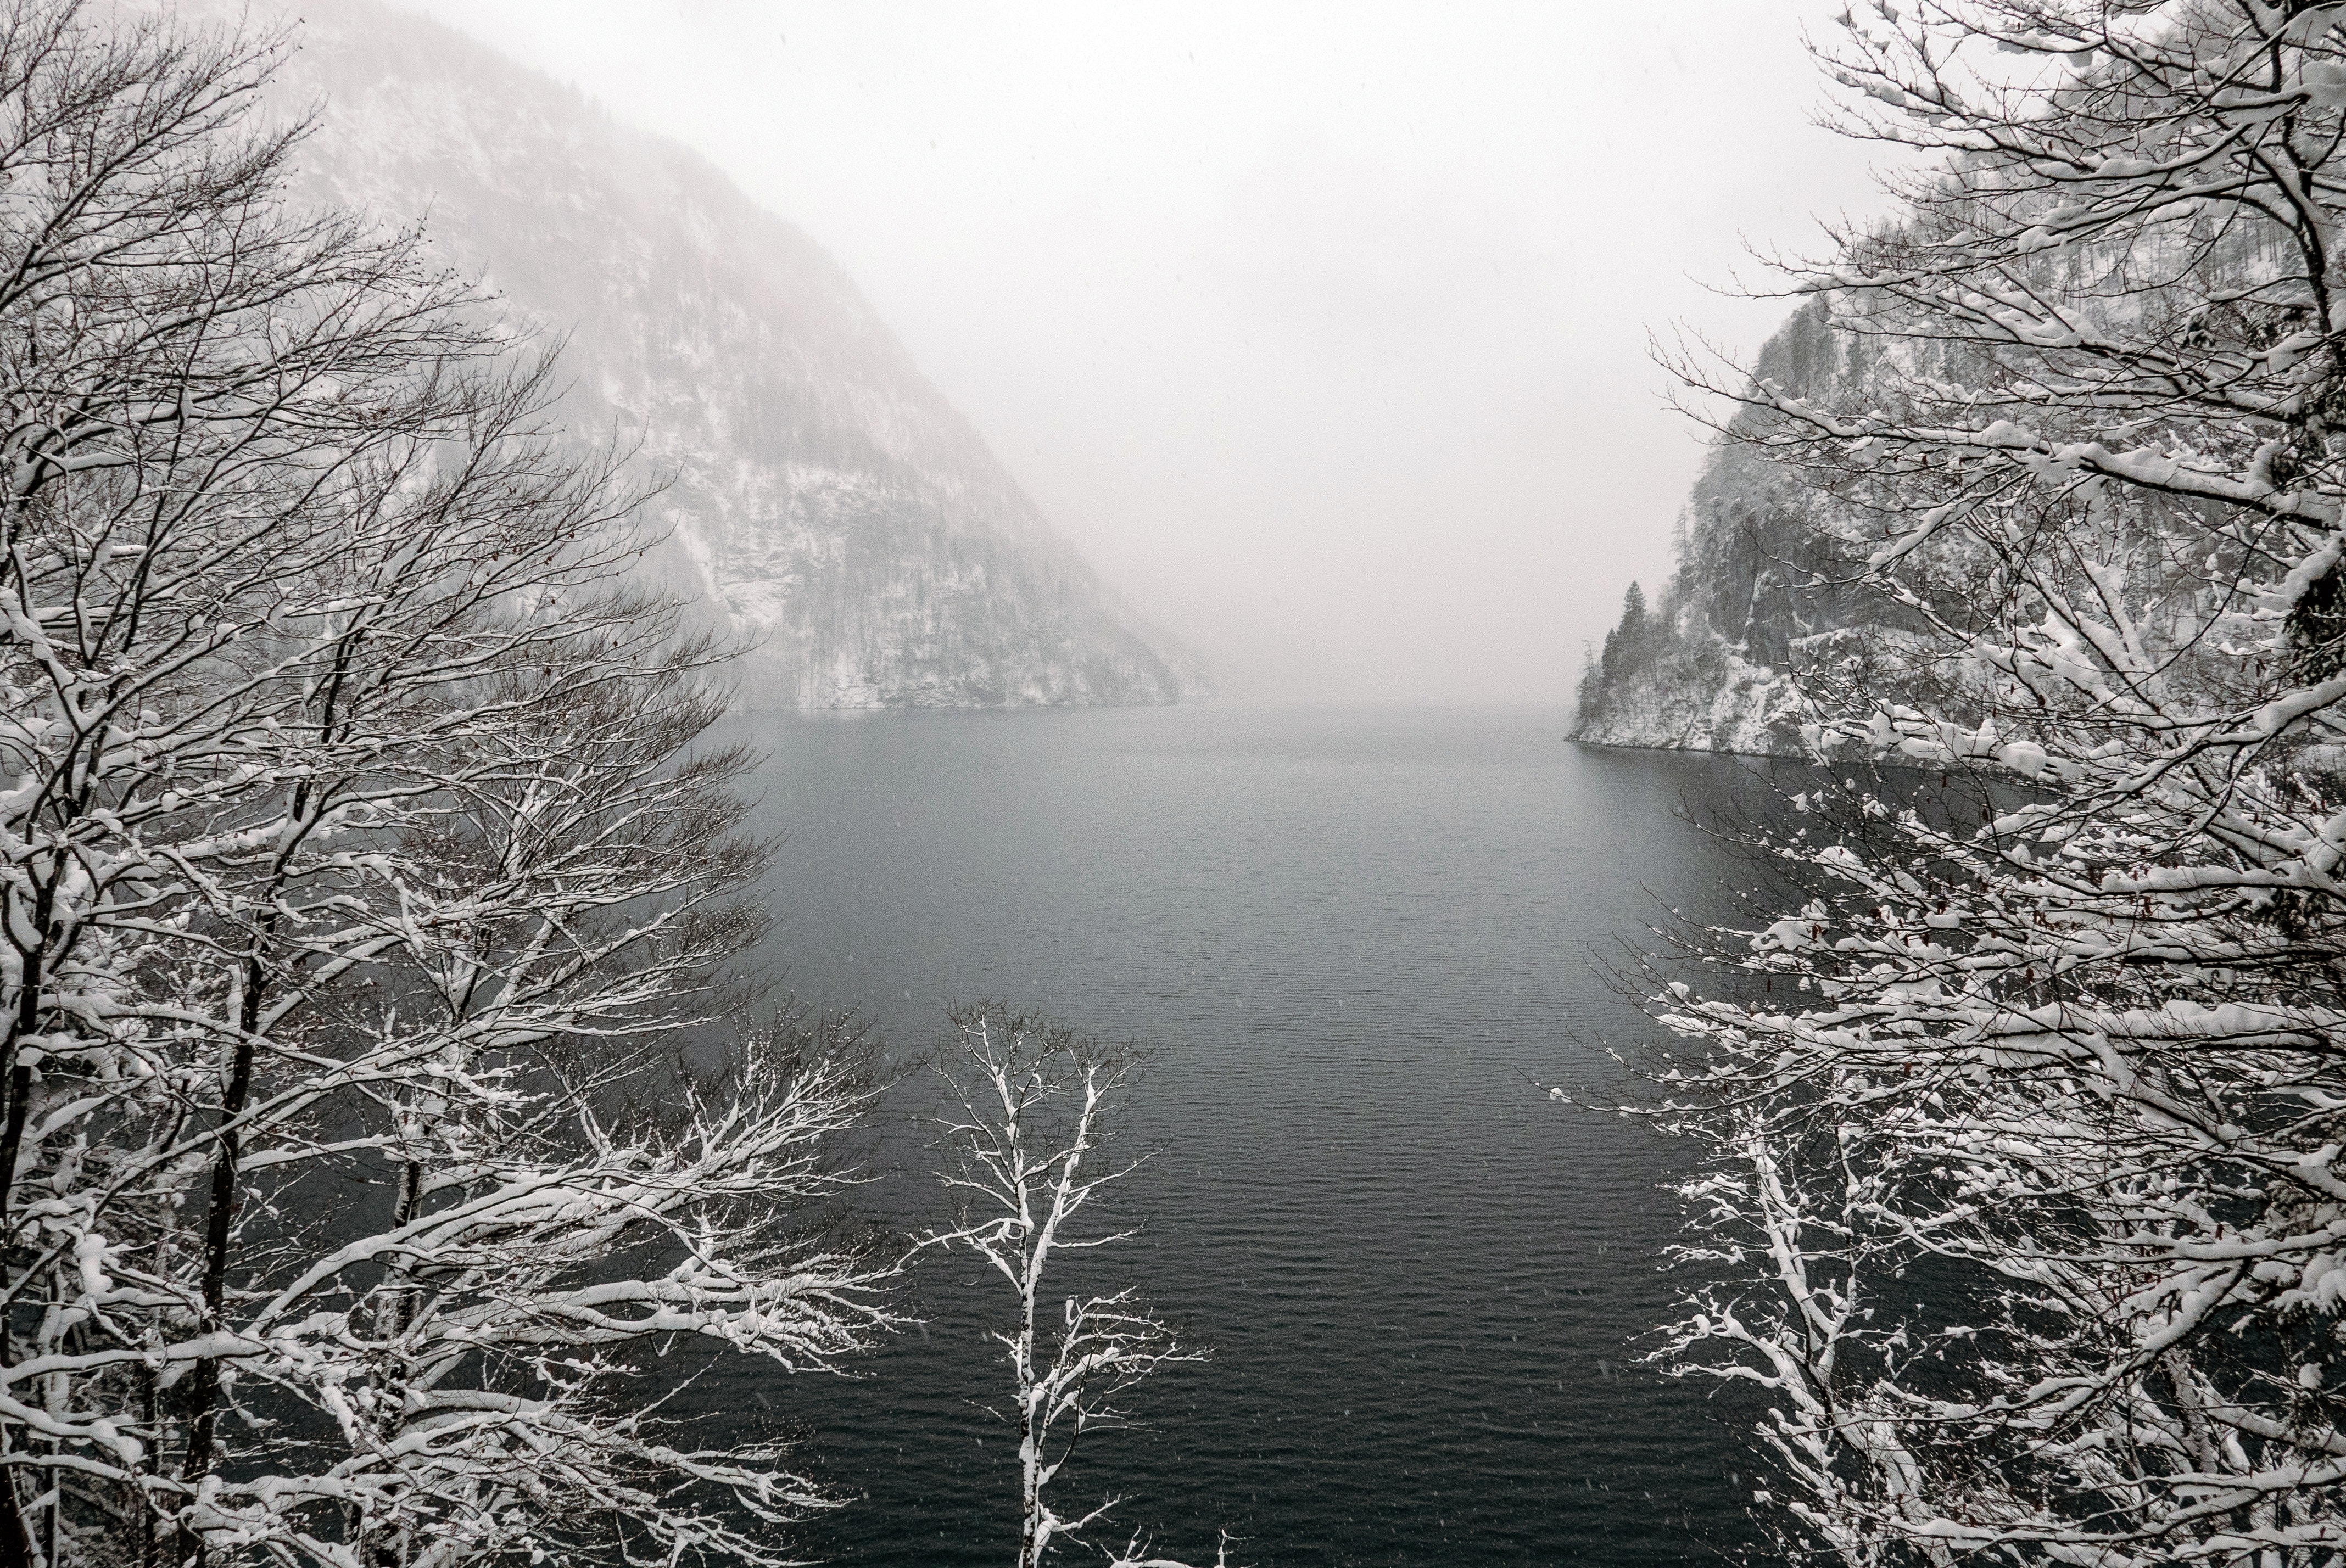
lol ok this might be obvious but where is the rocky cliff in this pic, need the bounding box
[224,0,1208,709]
[1573,302,1908,755]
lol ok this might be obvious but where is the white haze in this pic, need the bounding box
[387,0,1890,704]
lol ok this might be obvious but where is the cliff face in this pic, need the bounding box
[1573,303,1908,755]
[1570,634,1807,755]
[234,0,1208,709]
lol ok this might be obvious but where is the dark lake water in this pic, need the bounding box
[693,703,1775,1567]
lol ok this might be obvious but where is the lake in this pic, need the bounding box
[694,703,1777,1566]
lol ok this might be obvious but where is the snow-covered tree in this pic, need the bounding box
[1620,1,2346,1561]
[0,5,895,1566]
[926,1007,1214,1568]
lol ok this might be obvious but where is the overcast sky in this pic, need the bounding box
[389,1,1892,704]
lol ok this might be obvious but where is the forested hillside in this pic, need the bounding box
[1572,302,1896,753]
[228,0,1210,709]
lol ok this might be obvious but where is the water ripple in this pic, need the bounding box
[692,705,1783,1566]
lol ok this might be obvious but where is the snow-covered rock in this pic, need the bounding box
[1573,641,1805,756]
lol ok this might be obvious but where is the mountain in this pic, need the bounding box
[215,0,1208,709]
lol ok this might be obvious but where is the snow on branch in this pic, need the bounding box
[1611,0,2346,1560]
[0,7,901,1566]
[927,1006,1225,1568]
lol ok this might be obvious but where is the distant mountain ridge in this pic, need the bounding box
[209,0,1208,709]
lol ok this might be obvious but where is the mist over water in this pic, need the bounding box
[681,705,1787,1565]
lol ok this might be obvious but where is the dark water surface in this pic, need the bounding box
[695,704,1775,1567]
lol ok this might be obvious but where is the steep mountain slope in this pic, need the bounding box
[1572,303,1913,755]
[230,0,1206,709]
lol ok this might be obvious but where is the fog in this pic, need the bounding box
[391,1,1891,704]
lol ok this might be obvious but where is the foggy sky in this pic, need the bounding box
[390,0,1892,704]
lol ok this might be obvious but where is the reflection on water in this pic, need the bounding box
[683,704,1784,1566]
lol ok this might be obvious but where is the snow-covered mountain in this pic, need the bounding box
[230,0,1206,709]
